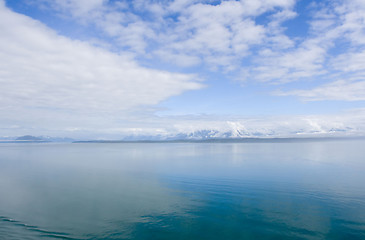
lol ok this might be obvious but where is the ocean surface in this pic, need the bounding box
[0,139,365,239]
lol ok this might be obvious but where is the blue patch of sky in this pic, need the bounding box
[156,69,360,117]
[255,0,311,41]
[6,0,135,54]
[254,0,315,43]
[282,0,311,39]
[327,38,358,56]
[134,49,203,74]
[254,9,276,26]
[157,87,365,117]
[5,1,101,43]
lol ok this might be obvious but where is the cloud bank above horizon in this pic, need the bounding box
[1,0,365,139]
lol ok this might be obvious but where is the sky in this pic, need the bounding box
[1,0,365,139]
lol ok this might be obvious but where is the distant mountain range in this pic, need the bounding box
[121,128,356,141]
[0,135,74,142]
[1,127,362,143]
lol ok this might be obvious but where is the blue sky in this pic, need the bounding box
[1,0,365,139]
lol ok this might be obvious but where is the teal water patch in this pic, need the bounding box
[125,176,365,240]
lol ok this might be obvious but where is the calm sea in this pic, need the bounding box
[0,140,364,239]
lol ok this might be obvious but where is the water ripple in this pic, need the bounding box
[0,216,82,240]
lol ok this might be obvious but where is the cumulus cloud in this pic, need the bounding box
[23,0,365,87]
[0,2,203,134]
[31,0,295,70]
[153,0,295,70]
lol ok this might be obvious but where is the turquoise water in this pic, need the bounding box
[0,140,365,239]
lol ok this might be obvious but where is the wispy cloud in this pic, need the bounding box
[275,78,365,101]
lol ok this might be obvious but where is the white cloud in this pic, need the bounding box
[156,1,270,69]
[246,40,327,83]
[30,0,296,70]
[332,50,365,72]
[27,0,365,87]
[173,109,365,138]
[275,79,365,101]
[7,108,362,140]
[85,109,365,139]
[154,50,202,67]
[0,3,203,132]
[247,0,365,100]
[41,0,106,17]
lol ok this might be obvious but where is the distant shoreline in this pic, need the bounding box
[1,136,364,144]
[73,136,365,144]
[0,140,50,143]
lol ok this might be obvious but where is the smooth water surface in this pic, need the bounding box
[0,140,365,239]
